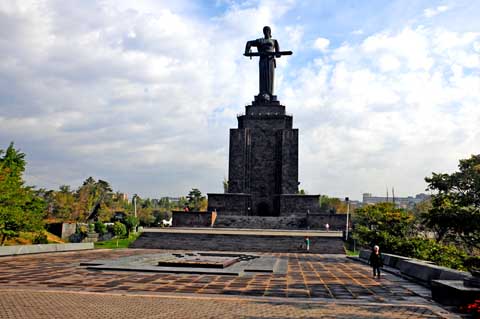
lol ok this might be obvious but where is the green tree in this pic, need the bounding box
[123,215,138,235]
[112,221,127,247]
[319,195,348,214]
[353,202,415,248]
[158,197,171,210]
[424,155,480,251]
[74,177,113,222]
[0,143,45,245]
[187,188,206,211]
[94,221,107,235]
[52,185,75,220]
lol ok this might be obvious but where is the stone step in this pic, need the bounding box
[130,231,345,254]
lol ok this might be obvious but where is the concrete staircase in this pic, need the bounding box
[130,230,345,254]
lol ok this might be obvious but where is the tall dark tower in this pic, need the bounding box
[208,27,320,216]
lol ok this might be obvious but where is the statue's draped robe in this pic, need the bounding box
[252,38,278,96]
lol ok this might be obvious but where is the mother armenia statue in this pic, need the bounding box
[244,26,292,101]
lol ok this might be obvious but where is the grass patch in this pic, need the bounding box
[94,233,140,249]
[345,246,360,256]
[4,231,64,246]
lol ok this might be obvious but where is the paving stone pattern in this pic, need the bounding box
[0,249,459,318]
[0,290,447,319]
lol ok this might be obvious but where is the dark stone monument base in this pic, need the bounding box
[208,193,322,217]
[208,96,325,218]
[278,194,321,215]
[172,211,213,227]
[171,211,347,230]
[207,193,251,216]
[213,214,347,230]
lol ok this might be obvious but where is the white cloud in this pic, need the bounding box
[1,1,479,201]
[285,25,480,198]
[0,0,295,197]
[378,54,401,72]
[424,5,449,18]
[313,37,330,51]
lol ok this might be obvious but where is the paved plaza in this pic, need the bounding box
[0,249,460,318]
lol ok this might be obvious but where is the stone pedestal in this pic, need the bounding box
[208,97,320,218]
[82,232,99,243]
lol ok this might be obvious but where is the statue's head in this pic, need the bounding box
[263,26,271,38]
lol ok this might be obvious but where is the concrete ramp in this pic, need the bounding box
[130,228,345,254]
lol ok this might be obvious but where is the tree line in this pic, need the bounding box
[0,143,208,244]
[353,154,480,271]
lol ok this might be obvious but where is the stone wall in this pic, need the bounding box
[214,215,306,229]
[172,211,213,227]
[172,212,347,230]
[46,222,77,240]
[307,214,348,230]
[278,195,321,215]
[207,194,251,216]
[357,250,469,285]
[131,231,345,254]
[0,243,93,256]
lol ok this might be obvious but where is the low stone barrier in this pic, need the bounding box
[0,243,94,257]
[358,249,479,306]
[172,211,213,227]
[358,249,469,286]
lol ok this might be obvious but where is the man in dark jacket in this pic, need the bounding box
[369,245,383,278]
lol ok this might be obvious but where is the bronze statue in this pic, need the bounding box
[244,26,292,100]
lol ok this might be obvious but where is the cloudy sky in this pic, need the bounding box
[1,0,479,200]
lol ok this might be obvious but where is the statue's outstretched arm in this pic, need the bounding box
[245,40,256,54]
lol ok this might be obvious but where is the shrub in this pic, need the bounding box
[112,222,127,248]
[94,221,107,235]
[123,215,138,235]
[77,224,88,235]
[32,232,48,244]
[464,256,480,272]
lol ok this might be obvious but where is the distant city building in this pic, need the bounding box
[362,192,430,209]
[113,193,128,201]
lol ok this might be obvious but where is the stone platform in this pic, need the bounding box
[81,251,287,276]
[0,249,460,318]
[130,228,345,254]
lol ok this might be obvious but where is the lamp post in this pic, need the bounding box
[133,194,137,218]
[345,197,350,240]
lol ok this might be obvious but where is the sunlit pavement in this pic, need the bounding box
[0,249,460,318]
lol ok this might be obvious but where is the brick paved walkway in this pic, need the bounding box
[0,249,459,318]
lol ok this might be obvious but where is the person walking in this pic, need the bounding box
[369,245,383,278]
[304,236,310,252]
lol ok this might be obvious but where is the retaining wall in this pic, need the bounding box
[0,243,94,257]
[172,212,347,230]
[131,231,345,254]
[358,249,469,286]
